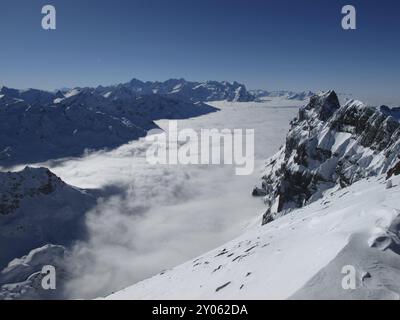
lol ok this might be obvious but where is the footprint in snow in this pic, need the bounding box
[245,245,257,253]
[215,282,231,292]
[232,254,248,262]
[215,249,229,257]
[212,265,223,273]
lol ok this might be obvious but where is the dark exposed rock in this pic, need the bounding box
[386,161,400,180]
[252,187,267,197]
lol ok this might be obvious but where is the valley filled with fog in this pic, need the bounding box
[17,101,298,298]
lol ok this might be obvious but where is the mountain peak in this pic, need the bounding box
[304,90,340,121]
[0,167,66,203]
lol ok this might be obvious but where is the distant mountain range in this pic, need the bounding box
[0,79,226,166]
[94,78,255,103]
[249,89,315,102]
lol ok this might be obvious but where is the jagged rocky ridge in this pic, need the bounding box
[253,91,400,224]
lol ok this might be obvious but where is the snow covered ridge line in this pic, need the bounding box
[253,90,400,224]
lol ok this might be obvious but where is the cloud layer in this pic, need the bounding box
[41,103,297,298]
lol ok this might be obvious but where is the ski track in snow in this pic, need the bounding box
[11,101,299,298]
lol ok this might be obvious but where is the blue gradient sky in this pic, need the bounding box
[0,0,399,104]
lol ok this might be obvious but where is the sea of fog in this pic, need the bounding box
[24,101,299,298]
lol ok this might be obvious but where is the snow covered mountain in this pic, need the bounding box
[95,78,255,102]
[0,92,152,166]
[252,91,400,224]
[55,88,217,123]
[0,86,218,166]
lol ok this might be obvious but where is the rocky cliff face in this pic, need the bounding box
[254,91,400,224]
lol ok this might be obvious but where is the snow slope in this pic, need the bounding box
[106,174,400,300]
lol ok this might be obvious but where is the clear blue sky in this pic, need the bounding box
[0,0,399,104]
